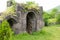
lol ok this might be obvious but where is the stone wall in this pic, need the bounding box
[0,1,44,34]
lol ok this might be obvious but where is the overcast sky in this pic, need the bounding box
[0,0,60,12]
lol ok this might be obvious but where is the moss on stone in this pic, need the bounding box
[0,5,16,20]
[0,2,40,20]
[19,2,40,12]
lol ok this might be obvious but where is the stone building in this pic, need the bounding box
[0,0,44,34]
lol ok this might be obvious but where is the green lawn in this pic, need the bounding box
[10,25,60,40]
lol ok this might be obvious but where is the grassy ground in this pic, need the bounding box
[10,25,60,40]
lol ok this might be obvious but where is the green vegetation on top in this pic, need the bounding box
[25,2,39,10]
[0,1,40,20]
[0,0,16,20]
[0,5,16,20]
[19,2,40,12]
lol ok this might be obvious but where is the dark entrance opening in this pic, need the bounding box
[26,12,37,34]
[7,18,16,28]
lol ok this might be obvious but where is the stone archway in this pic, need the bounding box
[7,18,16,27]
[26,12,37,34]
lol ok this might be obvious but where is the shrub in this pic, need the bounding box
[48,18,57,25]
[0,20,13,40]
[43,12,51,26]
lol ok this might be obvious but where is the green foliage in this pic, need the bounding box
[50,8,58,18]
[0,3,16,20]
[0,1,39,21]
[5,5,16,15]
[10,25,60,40]
[49,8,60,24]
[43,12,51,26]
[56,13,60,24]
[48,18,57,25]
[0,20,13,40]
[0,0,16,20]
[43,8,60,26]
[20,2,39,12]
[25,2,39,10]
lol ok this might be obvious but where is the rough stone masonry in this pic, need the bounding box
[0,1,44,34]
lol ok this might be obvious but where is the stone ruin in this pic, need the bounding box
[0,1,44,34]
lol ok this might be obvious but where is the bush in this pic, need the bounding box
[56,13,60,24]
[43,12,51,26]
[0,20,13,40]
[48,18,57,25]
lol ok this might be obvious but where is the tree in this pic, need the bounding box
[50,8,58,18]
[43,12,51,26]
[56,13,60,24]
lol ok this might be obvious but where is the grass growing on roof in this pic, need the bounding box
[0,5,16,20]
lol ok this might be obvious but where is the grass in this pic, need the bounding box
[10,25,60,40]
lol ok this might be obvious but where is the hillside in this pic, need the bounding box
[47,5,60,12]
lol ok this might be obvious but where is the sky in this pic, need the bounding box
[0,0,60,12]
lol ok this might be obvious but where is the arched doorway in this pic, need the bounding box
[7,18,17,28]
[26,12,37,34]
